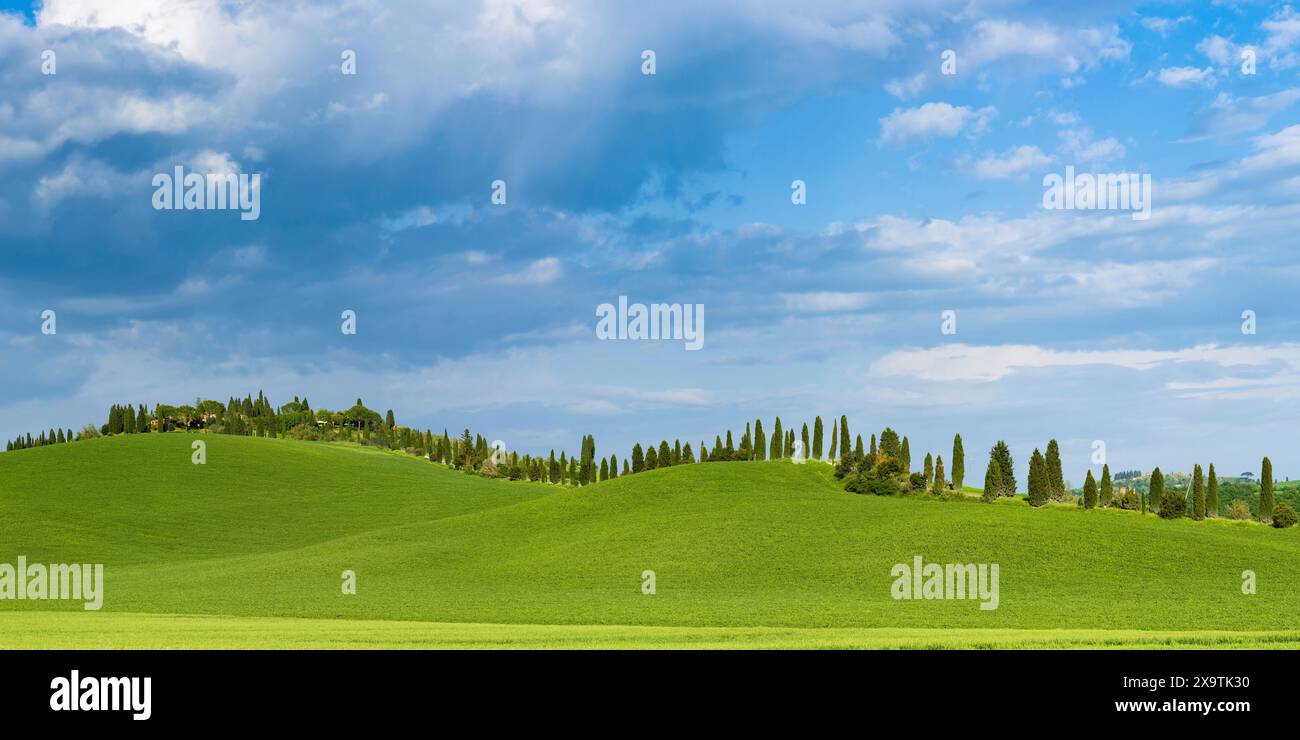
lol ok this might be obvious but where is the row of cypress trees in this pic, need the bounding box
[6,427,76,450]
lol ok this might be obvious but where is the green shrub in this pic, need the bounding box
[845,472,896,497]
[1225,500,1253,520]
[1271,502,1297,529]
[285,423,340,442]
[1112,490,1139,510]
[908,472,926,492]
[876,457,904,478]
[1158,489,1186,519]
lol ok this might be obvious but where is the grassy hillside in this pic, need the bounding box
[2,434,1298,648]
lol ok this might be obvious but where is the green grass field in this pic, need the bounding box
[2,433,1297,648]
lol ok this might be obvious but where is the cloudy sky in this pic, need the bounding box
[2,0,1299,484]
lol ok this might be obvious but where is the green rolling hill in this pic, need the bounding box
[2,433,1298,648]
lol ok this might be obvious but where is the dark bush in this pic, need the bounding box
[1111,490,1139,510]
[876,457,903,478]
[1158,489,1187,519]
[845,472,896,497]
[908,472,926,492]
[1271,502,1297,528]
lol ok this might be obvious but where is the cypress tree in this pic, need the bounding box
[609,454,619,479]
[683,444,694,464]
[631,444,645,473]
[386,409,395,428]
[658,440,671,468]
[983,457,1002,498]
[880,428,900,461]
[646,447,658,470]
[991,441,1016,496]
[924,453,934,487]
[838,416,850,463]
[599,458,609,481]
[673,439,682,466]
[932,455,946,494]
[754,419,766,461]
[1192,464,1205,520]
[951,434,965,490]
[1260,457,1274,522]
[1046,440,1064,500]
[900,437,911,474]
[828,420,838,461]
[771,418,783,460]
[1083,470,1097,509]
[853,435,863,463]
[622,460,629,475]
[869,434,877,460]
[1028,449,1049,507]
[1148,468,1164,515]
[812,417,824,460]
[1099,464,1113,507]
[1206,464,1217,517]
[801,423,810,462]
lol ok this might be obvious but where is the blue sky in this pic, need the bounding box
[2,0,1300,485]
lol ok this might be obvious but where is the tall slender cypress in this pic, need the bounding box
[951,434,965,490]
[1028,449,1049,507]
[991,441,1016,496]
[838,416,850,464]
[1260,457,1274,522]
[1206,464,1217,517]
[983,457,1002,498]
[1192,464,1205,520]
[1149,468,1164,515]
[1046,439,1064,500]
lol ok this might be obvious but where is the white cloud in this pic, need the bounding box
[1183,88,1300,140]
[879,102,996,144]
[1156,66,1215,88]
[884,72,926,100]
[870,343,1300,383]
[781,291,873,313]
[1141,16,1192,37]
[963,19,1130,73]
[496,256,562,285]
[1057,127,1125,165]
[967,145,1053,180]
[1262,6,1300,68]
